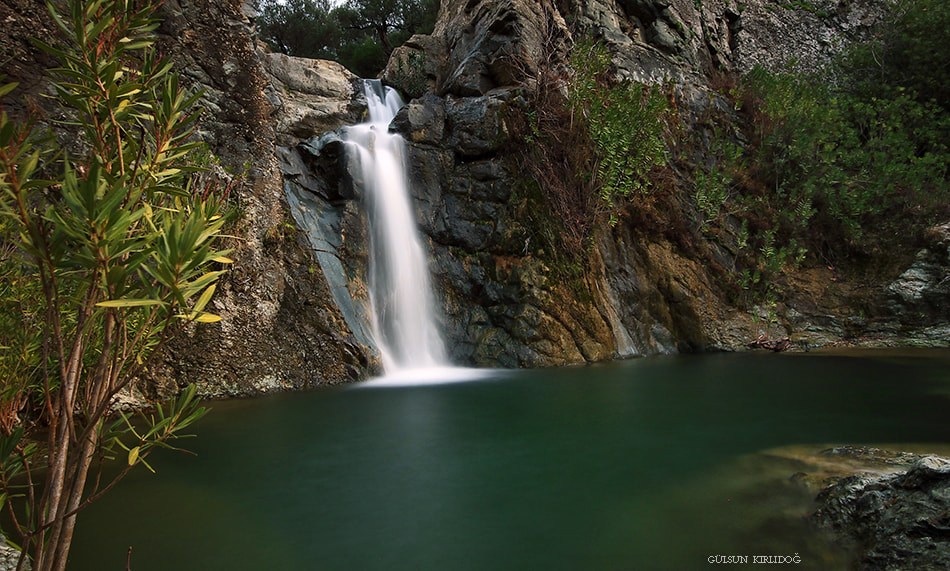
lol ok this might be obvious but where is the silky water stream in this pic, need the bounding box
[69,350,950,570]
[346,80,446,373]
[341,78,487,387]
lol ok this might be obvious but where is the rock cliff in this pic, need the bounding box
[2,0,947,393]
[363,0,919,365]
[1,0,374,396]
[812,455,950,570]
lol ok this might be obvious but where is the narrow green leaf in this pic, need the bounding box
[192,313,222,323]
[95,298,162,308]
[153,168,181,178]
[0,82,18,98]
[192,284,215,314]
[128,446,140,466]
[174,312,222,323]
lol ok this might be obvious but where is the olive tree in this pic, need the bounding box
[255,0,341,60]
[336,0,438,56]
[254,0,438,76]
[0,0,232,569]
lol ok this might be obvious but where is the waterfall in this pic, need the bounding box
[346,80,448,373]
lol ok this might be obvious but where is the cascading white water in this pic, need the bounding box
[346,80,448,373]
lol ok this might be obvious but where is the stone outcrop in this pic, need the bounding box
[264,53,363,146]
[257,0,927,369]
[885,223,950,345]
[367,0,898,363]
[0,540,23,571]
[384,0,888,98]
[294,81,734,364]
[145,1,375,396]
[812,455,950,570]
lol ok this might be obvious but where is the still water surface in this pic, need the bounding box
[69,351,950,570]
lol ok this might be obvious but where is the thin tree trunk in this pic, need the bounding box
[39,312,114,571]
[377,24,393,56]
[50,430,98,571]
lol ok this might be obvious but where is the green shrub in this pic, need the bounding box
[568,41,668,224]
[744,61,950,248]
[694,0,950,298]
[0,0,231,568]
[845,0,950,111]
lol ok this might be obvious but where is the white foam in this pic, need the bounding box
[355,366,503,388]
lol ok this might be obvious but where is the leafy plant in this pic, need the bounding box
[694,167,730,230]
[0,0,233,568]
[508,39,673,264]
[685,0,950,309]
[390,50,428,98]
[845,0,950,111]
[567,41,668,224]
[743,58,950,254]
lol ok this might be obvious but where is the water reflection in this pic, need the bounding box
[69,351,950,570]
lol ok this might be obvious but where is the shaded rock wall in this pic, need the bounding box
[367,0,950,365]
[0,0,376,397]
[384,0,889,97]
[367,0,893,364]
[884,223,950,346]
[146,0,376,396]
[266,0,931,369]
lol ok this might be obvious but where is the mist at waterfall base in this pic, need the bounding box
[346,80,488,386]
[67,351,950,570]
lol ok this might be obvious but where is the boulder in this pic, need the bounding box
[812,456,950,571]
[263,53,363,146]
[380,34,449,99]
[886,223,950,329]
[384,0,571,97]
[444,93,512,156]
[145,0,376,395]
[0,541,25,571]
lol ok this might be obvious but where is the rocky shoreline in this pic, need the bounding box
[810,453,950,570]
[776,445,950,570]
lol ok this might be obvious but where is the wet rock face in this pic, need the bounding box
[149,0,942,375]
[145,1,375,396]
[389,90,614,365]
[384,88,727,365]
[371,0,910,363]
[1,0,919,390]
[886,223,950,343]
[812,456,950,571]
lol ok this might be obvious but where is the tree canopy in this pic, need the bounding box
[254,0,439,78]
